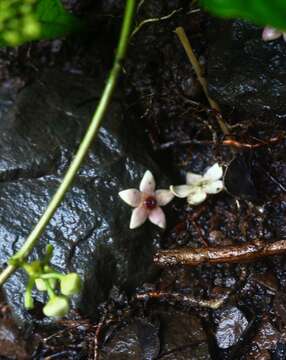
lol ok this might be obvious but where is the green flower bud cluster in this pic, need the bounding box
[20,245,82,318]
[0,0,41,46]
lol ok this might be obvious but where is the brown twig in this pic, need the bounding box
[175,27,230,136]
[154,240,286,267]
[136,290,229,309]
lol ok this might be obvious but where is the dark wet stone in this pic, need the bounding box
[208,230,227,246]
[0,318,33,359]
[246,317,281,359]
[98,310,209,360]
[159,310,211,359]
[0,70,167,323]
[265,200,286,240]
[215,306,248,349]
[224,154,257,200]
[274,293,286,328]
[254,273,278,294]
[273,341,286,360]
[254,321,280,351]
[99,318,160,360]
[162,344,211,360]
[246,349,272,360]
[207,20,286,123]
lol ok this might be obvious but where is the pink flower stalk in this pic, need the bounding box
[262,26,286,42]
[119,170,174,229]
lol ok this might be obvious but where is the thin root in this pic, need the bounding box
[157,134,285,150]
[131,8,183,38]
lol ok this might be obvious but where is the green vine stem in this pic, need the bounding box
[0,0,136,286]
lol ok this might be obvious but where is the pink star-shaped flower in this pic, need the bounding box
[119,170,174,229]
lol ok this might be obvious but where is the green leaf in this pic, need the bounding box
[35,0,82,39]
[200,0,286,30]
[0,0,82,47]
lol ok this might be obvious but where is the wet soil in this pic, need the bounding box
[0,0,285,359]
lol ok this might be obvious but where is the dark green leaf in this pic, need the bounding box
[35,0,82,39]
[200,0,286,30]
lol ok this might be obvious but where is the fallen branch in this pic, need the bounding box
[154,240,286,267]
[136,290,229,309]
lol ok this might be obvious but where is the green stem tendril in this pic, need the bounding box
[40,273,63,280]
[24,278,35,309]
[0,0,136,286]
[44,279,55,299]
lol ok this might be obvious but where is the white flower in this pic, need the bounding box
[262,26,286,42]
[170,163,224,205]
[119,170,174,229]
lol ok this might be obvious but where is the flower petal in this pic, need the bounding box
[139,170,155,194]
[187,190,207,205]
[204,163,223,181]
[262,26,282,41]
[203,180,224,194]
[170,185,192,198]
[119,189,142,207]
[155,189,174,206]
[149,207,166,229]
[186,172,203,185]
[129,207,148,229]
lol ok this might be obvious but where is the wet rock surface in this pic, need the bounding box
[207,19,286,123]
[99,318,160,359]
[0,69,165,323]
[214,306,248,349]
[99,309,210,360]
[0,317,32,359]
[158,310,210,359]
[0,0,286,359]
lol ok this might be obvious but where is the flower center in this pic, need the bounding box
[143,196,157,210]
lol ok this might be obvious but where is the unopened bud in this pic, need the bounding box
[60,273,82,296]
[43,296,69,318]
